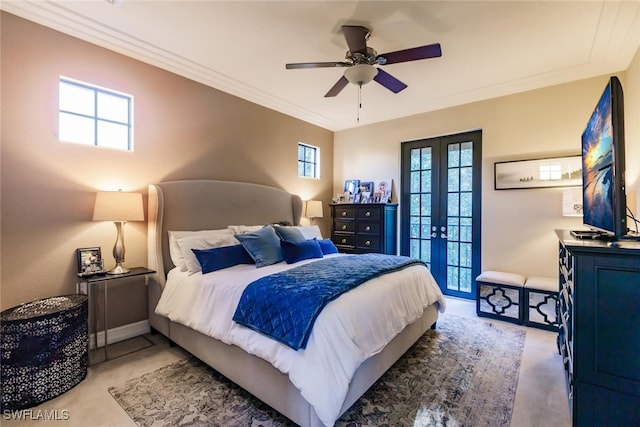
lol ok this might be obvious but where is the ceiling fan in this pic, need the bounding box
[286,25,442,97]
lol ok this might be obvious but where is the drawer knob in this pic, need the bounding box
[365,211,371,217]
[365,240,371,246]
[341,225,347,230]
[341,238,347,244]
[365,226,371,231]
[341,211,347,217]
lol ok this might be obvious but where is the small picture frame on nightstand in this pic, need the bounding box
[76,247,104,277]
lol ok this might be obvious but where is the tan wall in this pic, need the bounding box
[0,13,334,327]
[625,47,640,220]
[334,49,640,279]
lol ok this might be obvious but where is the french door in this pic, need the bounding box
[400,130,482,299]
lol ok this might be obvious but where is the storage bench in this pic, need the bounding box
[476,271,560,331]
[524,276,559,331]
[476,271,526,325]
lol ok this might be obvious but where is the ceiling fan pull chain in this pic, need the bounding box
[357,83,362,123]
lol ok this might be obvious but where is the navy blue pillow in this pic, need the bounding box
[273,226,306,243]
[280,239,324,264]
[235,225,284,267]
[192,245,255,274]
[317,238,339,255]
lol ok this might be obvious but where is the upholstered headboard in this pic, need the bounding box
[147,180,303,285]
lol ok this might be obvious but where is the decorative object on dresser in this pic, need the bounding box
[556,229,640,426]
[1,295,88,411]
[330,203,398,254]
[92,190,144,274]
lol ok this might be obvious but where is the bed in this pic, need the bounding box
[147,180,445,427]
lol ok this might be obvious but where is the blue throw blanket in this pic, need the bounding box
[232,253,425,350]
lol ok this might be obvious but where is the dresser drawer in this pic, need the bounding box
[334,206,356,219]
[334,221,356,233]
[357,235,380,251]
[356,207,380,220]
[334,235,356,247]
[357,221,380,234]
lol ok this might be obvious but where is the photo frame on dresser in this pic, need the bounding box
[344,179,360,195]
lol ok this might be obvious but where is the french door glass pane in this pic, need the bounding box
[421,148,432,169]
[460,141,473,166]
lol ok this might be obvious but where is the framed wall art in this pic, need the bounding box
[494,155,582,190]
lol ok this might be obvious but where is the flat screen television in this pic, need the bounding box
[580,76,627,239]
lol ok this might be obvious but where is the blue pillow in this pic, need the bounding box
[273,225,306,243]
[280,239,324,264]
[317,238,339,255]
[235,225,284,268]
[192,245,255,274]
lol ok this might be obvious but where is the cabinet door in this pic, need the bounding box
[574,252,640,397]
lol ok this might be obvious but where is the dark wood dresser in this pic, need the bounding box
[330,203,397,254]
[556,229,640,426]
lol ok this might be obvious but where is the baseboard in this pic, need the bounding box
[90,319,150,349]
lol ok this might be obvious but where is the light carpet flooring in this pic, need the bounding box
[2,297,571,427]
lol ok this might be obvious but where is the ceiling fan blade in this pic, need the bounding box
[286,61,349,69]
[379,43,442,65]
[341,25,369,55]
[325,76,349,97]
[373,68,407,94]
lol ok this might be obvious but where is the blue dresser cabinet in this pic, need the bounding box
[331,203,398,254]
[556,230,640,426]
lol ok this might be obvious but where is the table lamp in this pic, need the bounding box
[304,200,323,224]
[93,190,144,274]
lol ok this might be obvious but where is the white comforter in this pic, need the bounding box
[155,254,445,426]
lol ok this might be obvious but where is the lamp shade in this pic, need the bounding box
[93,191,144,222]
[304,200,323,219]
[344,64,378,85]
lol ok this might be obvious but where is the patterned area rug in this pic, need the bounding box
[109,314,525,426]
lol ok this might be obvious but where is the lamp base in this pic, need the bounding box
[106,265,130,275]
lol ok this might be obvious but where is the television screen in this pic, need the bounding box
[581,76,626,237]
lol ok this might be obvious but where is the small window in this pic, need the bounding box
[58,77,133,151]
[298,143,319,178]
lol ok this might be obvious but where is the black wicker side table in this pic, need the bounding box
[1,295,88,411]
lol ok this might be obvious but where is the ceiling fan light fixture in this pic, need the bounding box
[344,64,377,86]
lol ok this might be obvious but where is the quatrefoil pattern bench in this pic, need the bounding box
[476,271,559,331]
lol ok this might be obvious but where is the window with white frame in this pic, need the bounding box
[298,143,319,178]
[58,77,133,151]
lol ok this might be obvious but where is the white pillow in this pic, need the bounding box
[296,225,323,240]
[177,230,241,274]
[168,229,234,272]
[227,225,264,235]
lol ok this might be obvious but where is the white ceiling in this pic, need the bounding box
[3,1,640,131]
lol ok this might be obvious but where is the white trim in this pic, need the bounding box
[90,319,150,349]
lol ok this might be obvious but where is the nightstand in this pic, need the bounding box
[77,267,155,364]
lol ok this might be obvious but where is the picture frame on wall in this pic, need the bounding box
[494,155,582,190]
[76,247,104,277]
